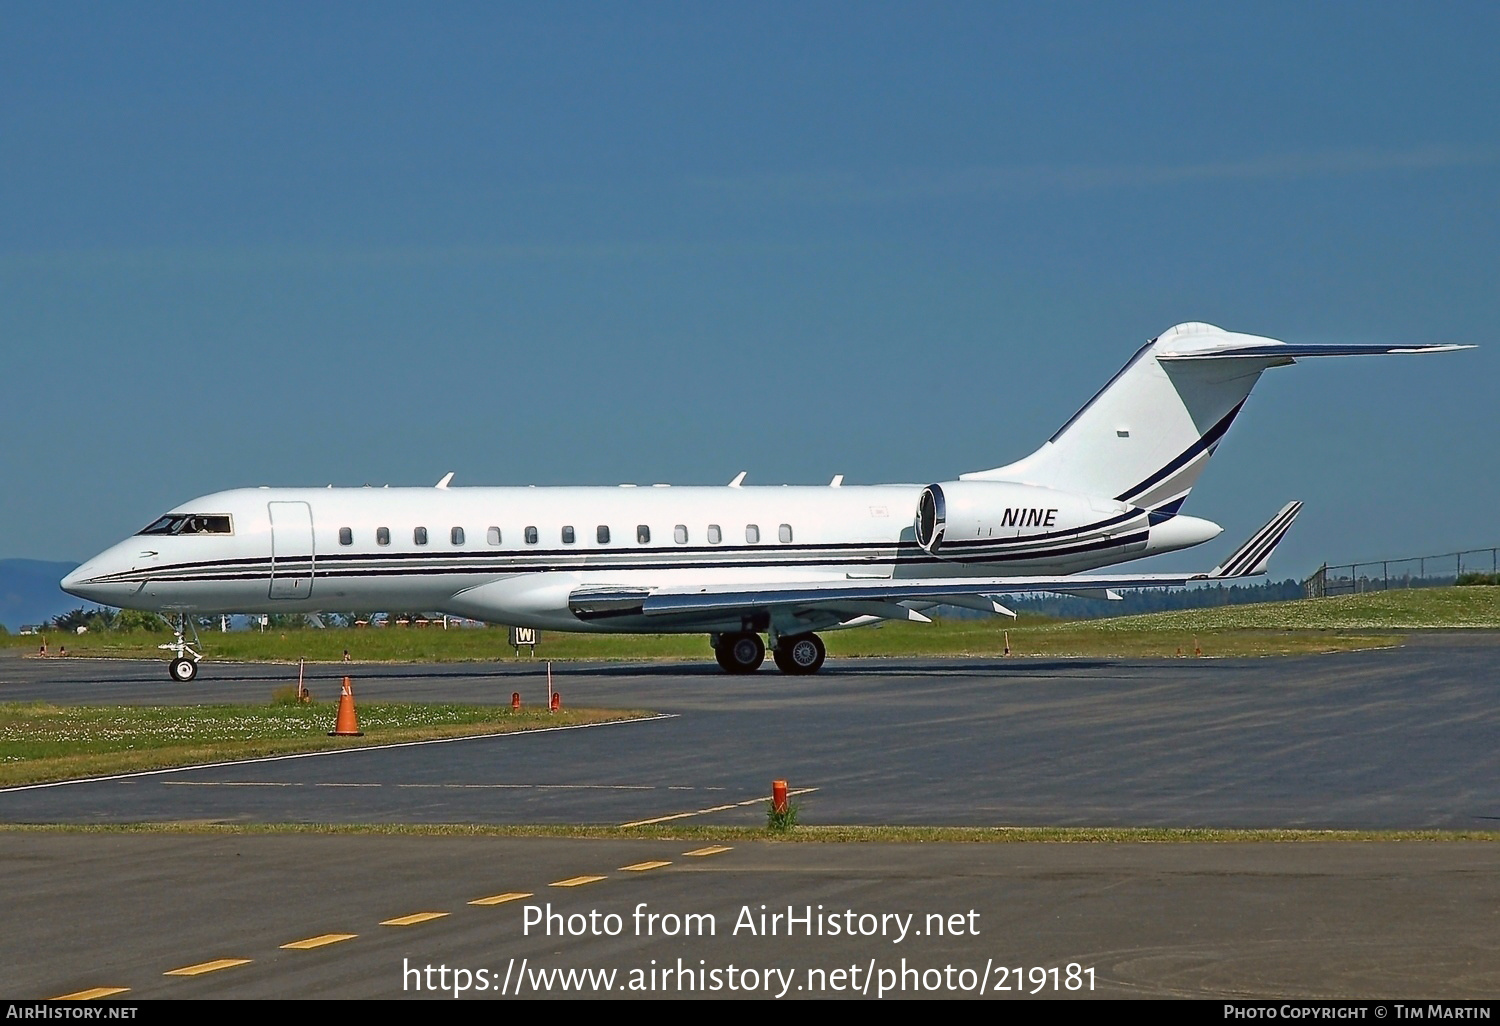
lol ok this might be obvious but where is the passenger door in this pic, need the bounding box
[268,501,315,600]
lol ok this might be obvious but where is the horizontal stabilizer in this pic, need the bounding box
[1159,343,1473,362]
[1209,501,1303,578]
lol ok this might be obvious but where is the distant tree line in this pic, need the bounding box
[48,607,169,632]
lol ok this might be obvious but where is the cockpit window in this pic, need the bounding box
[138,514,233,536]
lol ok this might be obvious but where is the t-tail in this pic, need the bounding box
[961,322,1471,514]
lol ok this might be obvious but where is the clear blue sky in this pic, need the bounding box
[3,2,1497,574]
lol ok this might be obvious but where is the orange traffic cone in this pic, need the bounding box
[328,676,364,736]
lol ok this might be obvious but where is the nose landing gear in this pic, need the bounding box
[160,614,202,682]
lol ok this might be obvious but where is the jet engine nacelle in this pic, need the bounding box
[913,480,1135,555]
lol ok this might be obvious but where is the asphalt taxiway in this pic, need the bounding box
[2,638,1497,999]
[2,635,1498,829]
[6,834,1499,999]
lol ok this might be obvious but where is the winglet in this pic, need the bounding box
[728,471,747,488]
[435,472,455,489]
[1209,501,1304,578]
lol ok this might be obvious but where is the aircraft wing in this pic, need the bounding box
[570,502,1303,623]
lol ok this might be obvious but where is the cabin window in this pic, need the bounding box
[414,527,429,545]
[597,525,611,544]
[779,524,793,543]
[562,526,576,544]
[338,527,353,546]
[525,526,538,545]
[707,524,722,544]
[376,527,390,546]
[487,527,501,546]
[746,524,760,544]
[451,527,465,545]
[633,525,648,544]
[674,525,688,544]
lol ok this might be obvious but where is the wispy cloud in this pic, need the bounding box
[689,145,1500,205]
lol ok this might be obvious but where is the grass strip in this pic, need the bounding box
[1,624,1406,662]
[7,587,1497,663]
[0,702,655,787]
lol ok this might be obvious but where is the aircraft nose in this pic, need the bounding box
[61,561,110,603]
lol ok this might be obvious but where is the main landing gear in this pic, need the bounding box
[712,631,826,675]
[160,613,202,682]
[772,633,826,675]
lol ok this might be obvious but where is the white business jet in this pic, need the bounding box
[62,323,1469,681]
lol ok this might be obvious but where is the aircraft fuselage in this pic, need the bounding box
[63,482,1215,633]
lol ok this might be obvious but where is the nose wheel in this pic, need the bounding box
[159,614,203,682]
[772,633,826,675]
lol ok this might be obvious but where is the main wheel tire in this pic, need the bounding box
[776,633,826,675]
[716,631,765,674]
[169,657,199,682]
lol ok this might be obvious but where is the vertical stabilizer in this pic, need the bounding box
[960,323,1467,512]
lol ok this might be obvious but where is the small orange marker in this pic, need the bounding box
[771,779,789,815]
[328,677,363,736]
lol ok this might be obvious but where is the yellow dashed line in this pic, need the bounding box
[470,891,533,906]
[380,912,449,926]
[550,875,607,887]
[683,846,733,857]
[281,933,358,949]
[53,988,129,1000]
[164,958,252,976]
[619,860,672,872]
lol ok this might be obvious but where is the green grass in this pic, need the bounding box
[2,625,712,663]
[0,701,655,786]
[1079,585,1500,630]
[823,621,1398,658]
[7,586,1496,664]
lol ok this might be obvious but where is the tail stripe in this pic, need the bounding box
[1115,399,1246,505]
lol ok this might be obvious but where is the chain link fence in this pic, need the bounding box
[1304,548,1500,598]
